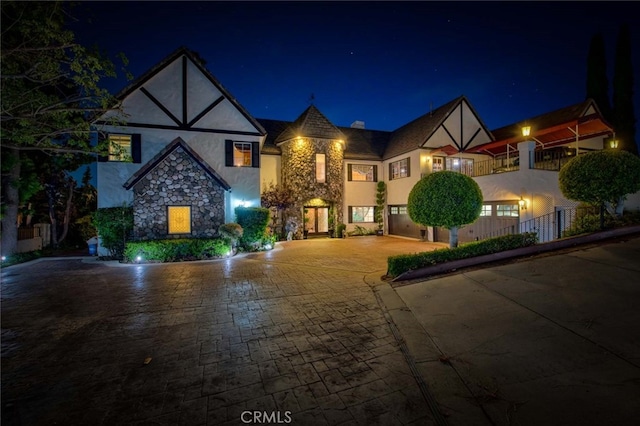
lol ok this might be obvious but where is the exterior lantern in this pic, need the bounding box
[519,197,527,210]
[521,126,531,138]
[610,139,619,149]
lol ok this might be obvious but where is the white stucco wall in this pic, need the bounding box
[260,154,281,188]
[343,160,383,231]
[384,150,422,205]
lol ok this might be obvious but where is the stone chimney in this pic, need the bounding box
[350,120,365,129]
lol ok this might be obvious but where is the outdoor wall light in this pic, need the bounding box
[521,126,531,138]
[610,139,619,149]
[1,256,6,262]
[519,197,527,210]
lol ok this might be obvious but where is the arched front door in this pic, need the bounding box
[304,206,329,236]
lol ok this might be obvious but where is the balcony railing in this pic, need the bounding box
[533,148,576,171]
[472,154,519,177]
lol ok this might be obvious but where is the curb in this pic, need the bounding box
[392,225,640,283]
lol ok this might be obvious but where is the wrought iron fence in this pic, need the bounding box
[532,149,576,171]
[477,205,604,243]
[472,154,520,177]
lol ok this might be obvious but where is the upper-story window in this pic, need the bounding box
[233,142,252,167]
[348,164,377,182]
[108,134,132,161]
[316,153,326,183]
[225,140,259,168]
[390,158,410,180]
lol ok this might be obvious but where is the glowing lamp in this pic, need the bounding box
[519,197,527,210]
[610,139,619,149]
[521,126,531,138]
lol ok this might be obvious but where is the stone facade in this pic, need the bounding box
[281,137,344,238]
[132,147,225,240]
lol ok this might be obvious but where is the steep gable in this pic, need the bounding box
[123,137,230,190]
[98,47,265,136]
[384,96,493,159]
[274,105,345,144]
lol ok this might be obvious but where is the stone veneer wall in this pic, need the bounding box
[132,147,225,240]
[281,137,344,238]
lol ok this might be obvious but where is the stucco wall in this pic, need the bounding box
[384,150,422,205]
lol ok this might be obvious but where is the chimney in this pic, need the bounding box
[350,120,365,129]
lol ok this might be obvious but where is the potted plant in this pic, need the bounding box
[337,223,346,238]
[328,206,335,238]
[375,181,386,236]
[303,209,309,239]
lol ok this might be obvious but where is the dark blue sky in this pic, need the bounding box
[72,1,640,135]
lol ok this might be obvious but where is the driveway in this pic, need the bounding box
[3,234,639,426]
[0,236,444,426]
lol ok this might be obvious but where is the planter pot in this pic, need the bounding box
[420,229,427,241]
[376,229,384,236]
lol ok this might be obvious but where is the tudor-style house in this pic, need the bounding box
[95,47,636,254]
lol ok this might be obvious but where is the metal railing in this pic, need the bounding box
[472,154,520,177]
[477,206,604,243]
[533,149,575,171]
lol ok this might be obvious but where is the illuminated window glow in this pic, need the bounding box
[496,204,519,217]
[351,206,375,223]
[390,158,409,180]
[108,134,132,161]
[168,206,191,234]
[316,153,326,183]
[350,164,376,181]
[233,142,252,167]
[480,205,492,217]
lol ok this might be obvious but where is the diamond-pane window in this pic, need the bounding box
[168,206,191,234]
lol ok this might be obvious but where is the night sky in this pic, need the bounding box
[72,1,640,138]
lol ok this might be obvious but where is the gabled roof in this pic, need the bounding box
[110,46,265,136]
[470,99,614,155]
[339,127,390,160]
[257,118,288,155]
[383,96,466,159]
[123,137,231,190]
[274,105,345,144]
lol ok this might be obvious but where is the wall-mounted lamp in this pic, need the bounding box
[519,197,527,210]
[610,139,619,149]
[521,126,531,138]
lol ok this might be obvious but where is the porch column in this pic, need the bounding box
[518,141,536,171]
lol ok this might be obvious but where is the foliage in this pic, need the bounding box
[235,206,270,251]
[93,205,133,259]
[0,1,128,256]
[559,150,640,216]
[387,233,538,278]
[123,238,230,263]
[336,223,346,238]
[612,24,637,155]
[0,250,43,268]
[349,225,376,236]
[218,223,243,246]
[408,171,483,247]
[375,181,386,230]
[261,181,295,211]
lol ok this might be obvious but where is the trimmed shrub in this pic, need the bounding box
[387,232,538,278]
[235,206,270,251]
[218,223,243,247]
[123,238,230,263]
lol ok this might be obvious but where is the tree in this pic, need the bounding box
[408,171,483,248]
[559,150,640,218]
[260,181,294,239]
[586,33,612,121]
[1,1,128,256]
[612,24,637,155]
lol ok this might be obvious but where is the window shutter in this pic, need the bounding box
[225,140,233,166]
[348,206,353,223]
[373,165,378,182]
[251,142,260,168]
[132,134,142,163]
[347,164,352,181]
[389,163,393,180]
[406,157,411,177]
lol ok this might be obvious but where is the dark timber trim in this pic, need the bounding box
[140,87,182,126]
[188,96,224,128]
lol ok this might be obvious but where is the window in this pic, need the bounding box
[480,205,492,217]
[108,134,132,161]
[432,157,444,172]
[349,206,375,223]
[316,153,326,183]
[348,164,377,181]
[168,206,191,234]
[225,140,259,168]
[496,204,519,217]
[233,143,252,167]
[398,206,407,215]
[390,206,399,215]
[445,157,474,176]
[390,158,410,180]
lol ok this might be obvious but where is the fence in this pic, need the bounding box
[472,154,520,177]
[532,149,575,171]
[17,227,41,240]
[477,205,603,243]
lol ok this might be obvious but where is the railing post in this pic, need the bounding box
[556,210,562,239]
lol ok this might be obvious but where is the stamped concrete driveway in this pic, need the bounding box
[1,236,445,426]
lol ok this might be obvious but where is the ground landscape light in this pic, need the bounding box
[136,255,142,262]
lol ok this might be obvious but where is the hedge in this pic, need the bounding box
[123,238,230,263]
[387,232,538,278]
[235,206,270,251]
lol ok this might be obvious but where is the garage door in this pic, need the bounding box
[436,201,520,243]
[388,205,422,239]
